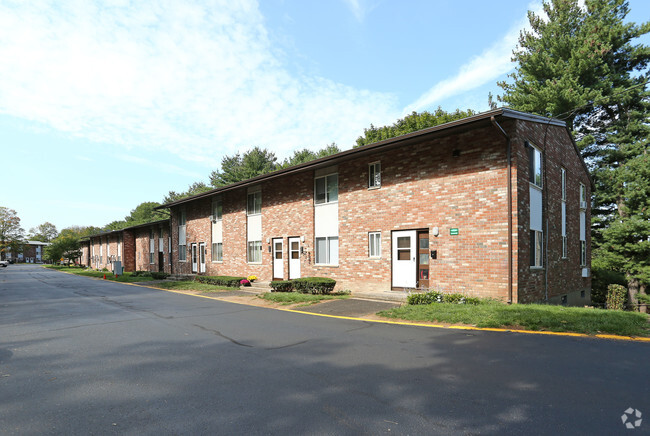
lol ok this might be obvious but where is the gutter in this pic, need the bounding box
[490,116,513,304]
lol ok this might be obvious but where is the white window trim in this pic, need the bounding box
[369,232,381,258]
[212,196,223,221]
[247,240,262,264]
[528,143,543,188]
[247,189,262,216]
[211,242,223,263]
[580,240,587,267]
[315,236,339,266]
[530,230,543,268]
[561,167,566,201]
[314,173,339,205]
[368,162,381,190]
[562,235,568,260]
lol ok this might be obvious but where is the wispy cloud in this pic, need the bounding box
[405,2,543,113]
[117,153,204,179]
[0,0,397,162]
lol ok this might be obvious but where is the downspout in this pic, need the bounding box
[490,116,513,304]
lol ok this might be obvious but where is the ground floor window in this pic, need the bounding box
[212,242,223,262]
[562,236,567,259]
[369,232,381,257]
[316,236,338,265]
[580,240,586,266]
[247,241,262,263]
[530,230,543,267]
[179,244,186,261]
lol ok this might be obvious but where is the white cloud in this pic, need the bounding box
[405,2,543,114]
[0,0,397,163]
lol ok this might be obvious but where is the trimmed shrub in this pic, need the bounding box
[606,284,627,310]
[292,277,336,294]
[132,270,151,277]
[150,272,169,280]
[270,280,293,292]
[195,275,245,288]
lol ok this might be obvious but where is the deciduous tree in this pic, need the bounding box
[0,207,25,260]
[29,222,58,242]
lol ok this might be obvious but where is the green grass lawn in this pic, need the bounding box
[378,302,650,337]
[45,265,155,282]
[152,281,239,292]
[260,291,350,306]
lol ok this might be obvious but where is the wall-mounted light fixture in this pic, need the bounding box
[301,236,305,242]
[432,227,439,237]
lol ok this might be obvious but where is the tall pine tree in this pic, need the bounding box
[499,0,650,305]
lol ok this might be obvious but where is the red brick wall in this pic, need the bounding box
[123,230,136,272]
[133,223,171,273]
[513,121,591,303]
[167,118,590,303]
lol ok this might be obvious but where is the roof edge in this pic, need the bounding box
[158,108,566,209]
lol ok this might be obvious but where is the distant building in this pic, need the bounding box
[6,240,49,263]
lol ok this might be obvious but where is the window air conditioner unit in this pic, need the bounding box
[580,201,587,210]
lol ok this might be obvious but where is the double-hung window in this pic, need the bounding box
[369,162,381,189]
[579,183,587,266]
[315,174,338,204]
[315,236,339,265]
[247,191,261,215]
[369,232,381,257]
[247,241,262,263]
[178,208,187,261]
[528,144,542,187]
[529,142,543,267]
[149,229,155,264]
[212,242,223,262]
[530,230,543,267]
[211,196,223,262]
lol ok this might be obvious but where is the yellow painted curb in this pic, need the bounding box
[46,268,650,344]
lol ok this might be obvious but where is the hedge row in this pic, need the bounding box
[270,277,336,294]
[407,290,481,305]
[131,271,169,280]
[195,275,246,288]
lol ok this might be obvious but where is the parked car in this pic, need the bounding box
[0,260,9,267]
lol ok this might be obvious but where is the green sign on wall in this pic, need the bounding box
[450,228,459,236]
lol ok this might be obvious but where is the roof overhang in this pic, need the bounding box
[157,108,568,209]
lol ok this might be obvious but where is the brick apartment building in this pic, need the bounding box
[149,108,592,305]
[81,219,171,274]
[82,109,591,304]
[4,240,49,263]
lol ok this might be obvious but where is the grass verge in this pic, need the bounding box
[153,281,239,293]
[378,302,650,337]
[44,265,155,282]
[261,291,350,306]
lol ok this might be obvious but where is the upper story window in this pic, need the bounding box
[579,183,587,209]
[247,191,261,215]
[528,143,542,188]
[369,162,381,189]
[178,208,186,226]
[212,197,223,221]
[315,173,338,204]
[561,167,566,201]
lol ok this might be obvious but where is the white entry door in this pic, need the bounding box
[191,244,198,273]
[199,243,206,273]
[272,238,283,280]
[392,230,417,288]
[288,237,301,279]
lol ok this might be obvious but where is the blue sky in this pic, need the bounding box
[1,0,649,234]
